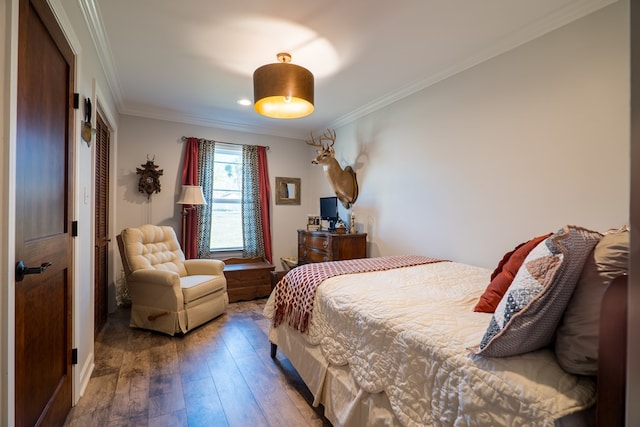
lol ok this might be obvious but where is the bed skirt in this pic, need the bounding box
[269,325,595,427]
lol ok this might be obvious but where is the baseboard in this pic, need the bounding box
[74,351,95,404]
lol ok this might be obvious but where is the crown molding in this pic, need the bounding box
[78,0,124,112]
[119,105,307,140]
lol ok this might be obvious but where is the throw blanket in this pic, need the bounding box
[272,255,445,333]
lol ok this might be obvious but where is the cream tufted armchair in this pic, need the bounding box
[116,224,228,335]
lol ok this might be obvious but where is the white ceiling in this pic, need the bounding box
[82,0,615,139]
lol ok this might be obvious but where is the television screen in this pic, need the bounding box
[320,196,339,224]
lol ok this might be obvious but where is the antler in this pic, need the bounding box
[305,132,322,148]
[305,129,336,149]
[305,131,324,148]
[322,129,336,149]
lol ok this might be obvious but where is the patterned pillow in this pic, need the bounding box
[473,225,602,357]
[554,229,629,375]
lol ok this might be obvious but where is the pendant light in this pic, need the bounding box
[253,53,314,119]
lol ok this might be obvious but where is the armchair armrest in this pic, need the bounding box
[184,259,226,276]
[128,269,180,287]
[126,269,184,310]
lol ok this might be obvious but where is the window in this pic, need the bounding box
[209,145,242,251]
[195,140,269,261]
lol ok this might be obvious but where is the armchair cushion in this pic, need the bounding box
[181,275,226,303]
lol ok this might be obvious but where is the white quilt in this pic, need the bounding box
[264,261,596,427]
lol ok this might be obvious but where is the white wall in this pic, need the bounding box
[112,2,630,271]
[115,116,319,268]
[332,1,629,268]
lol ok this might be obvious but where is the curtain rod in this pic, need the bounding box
[181,136,270,150]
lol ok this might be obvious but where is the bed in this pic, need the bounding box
[263,225,629,426]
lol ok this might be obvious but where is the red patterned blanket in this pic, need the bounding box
[272,255,446,333]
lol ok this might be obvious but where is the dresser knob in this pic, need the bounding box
[303,236,307,244]
[323,256,329,262]
[322,241,328,249]
[303,250,307,257]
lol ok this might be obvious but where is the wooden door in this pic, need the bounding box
[94,113,110,336]
[15,0,75,425]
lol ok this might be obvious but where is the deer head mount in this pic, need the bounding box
[306,129,359,209]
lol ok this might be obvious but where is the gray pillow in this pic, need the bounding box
[554,230,629,375]
[473,225,602,357]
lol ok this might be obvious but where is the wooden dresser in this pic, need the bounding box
[297,230,367,265]
[223,257,275,302]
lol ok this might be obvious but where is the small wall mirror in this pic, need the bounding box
[275,177,300,205]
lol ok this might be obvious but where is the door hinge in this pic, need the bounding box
[72,221,78,237]
[72,348,78,365]
[73,93,80,109]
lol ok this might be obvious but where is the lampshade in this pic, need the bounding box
[177,185,206,205]
[253,53,314,119]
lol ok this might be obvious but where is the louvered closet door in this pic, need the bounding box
[94,113,110,336]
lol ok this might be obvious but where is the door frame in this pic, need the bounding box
[89,80,118,339]
[75,77,119,405]
[1,2,19,423]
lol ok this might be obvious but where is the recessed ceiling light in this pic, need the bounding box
[237,98,252,106]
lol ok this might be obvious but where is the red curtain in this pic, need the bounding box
[181,138,199,259]
[258,146,272,263]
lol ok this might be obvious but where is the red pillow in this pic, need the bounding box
[488,241,526,281]
[474,233,552,313]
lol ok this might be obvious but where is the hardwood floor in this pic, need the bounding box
[63,299,331,427]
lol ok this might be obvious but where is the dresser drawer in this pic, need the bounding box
[299,233,330,251]
[297,229,367,265]
[298,247,331,263]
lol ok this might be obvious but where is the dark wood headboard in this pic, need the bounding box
[597,274,627,426]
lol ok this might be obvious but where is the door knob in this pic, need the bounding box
[15,261,52,282]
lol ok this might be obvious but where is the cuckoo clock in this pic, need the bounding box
[136,157,163,199]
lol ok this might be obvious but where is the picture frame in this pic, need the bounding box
[275,177,301,205]
[307,214,320,231]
